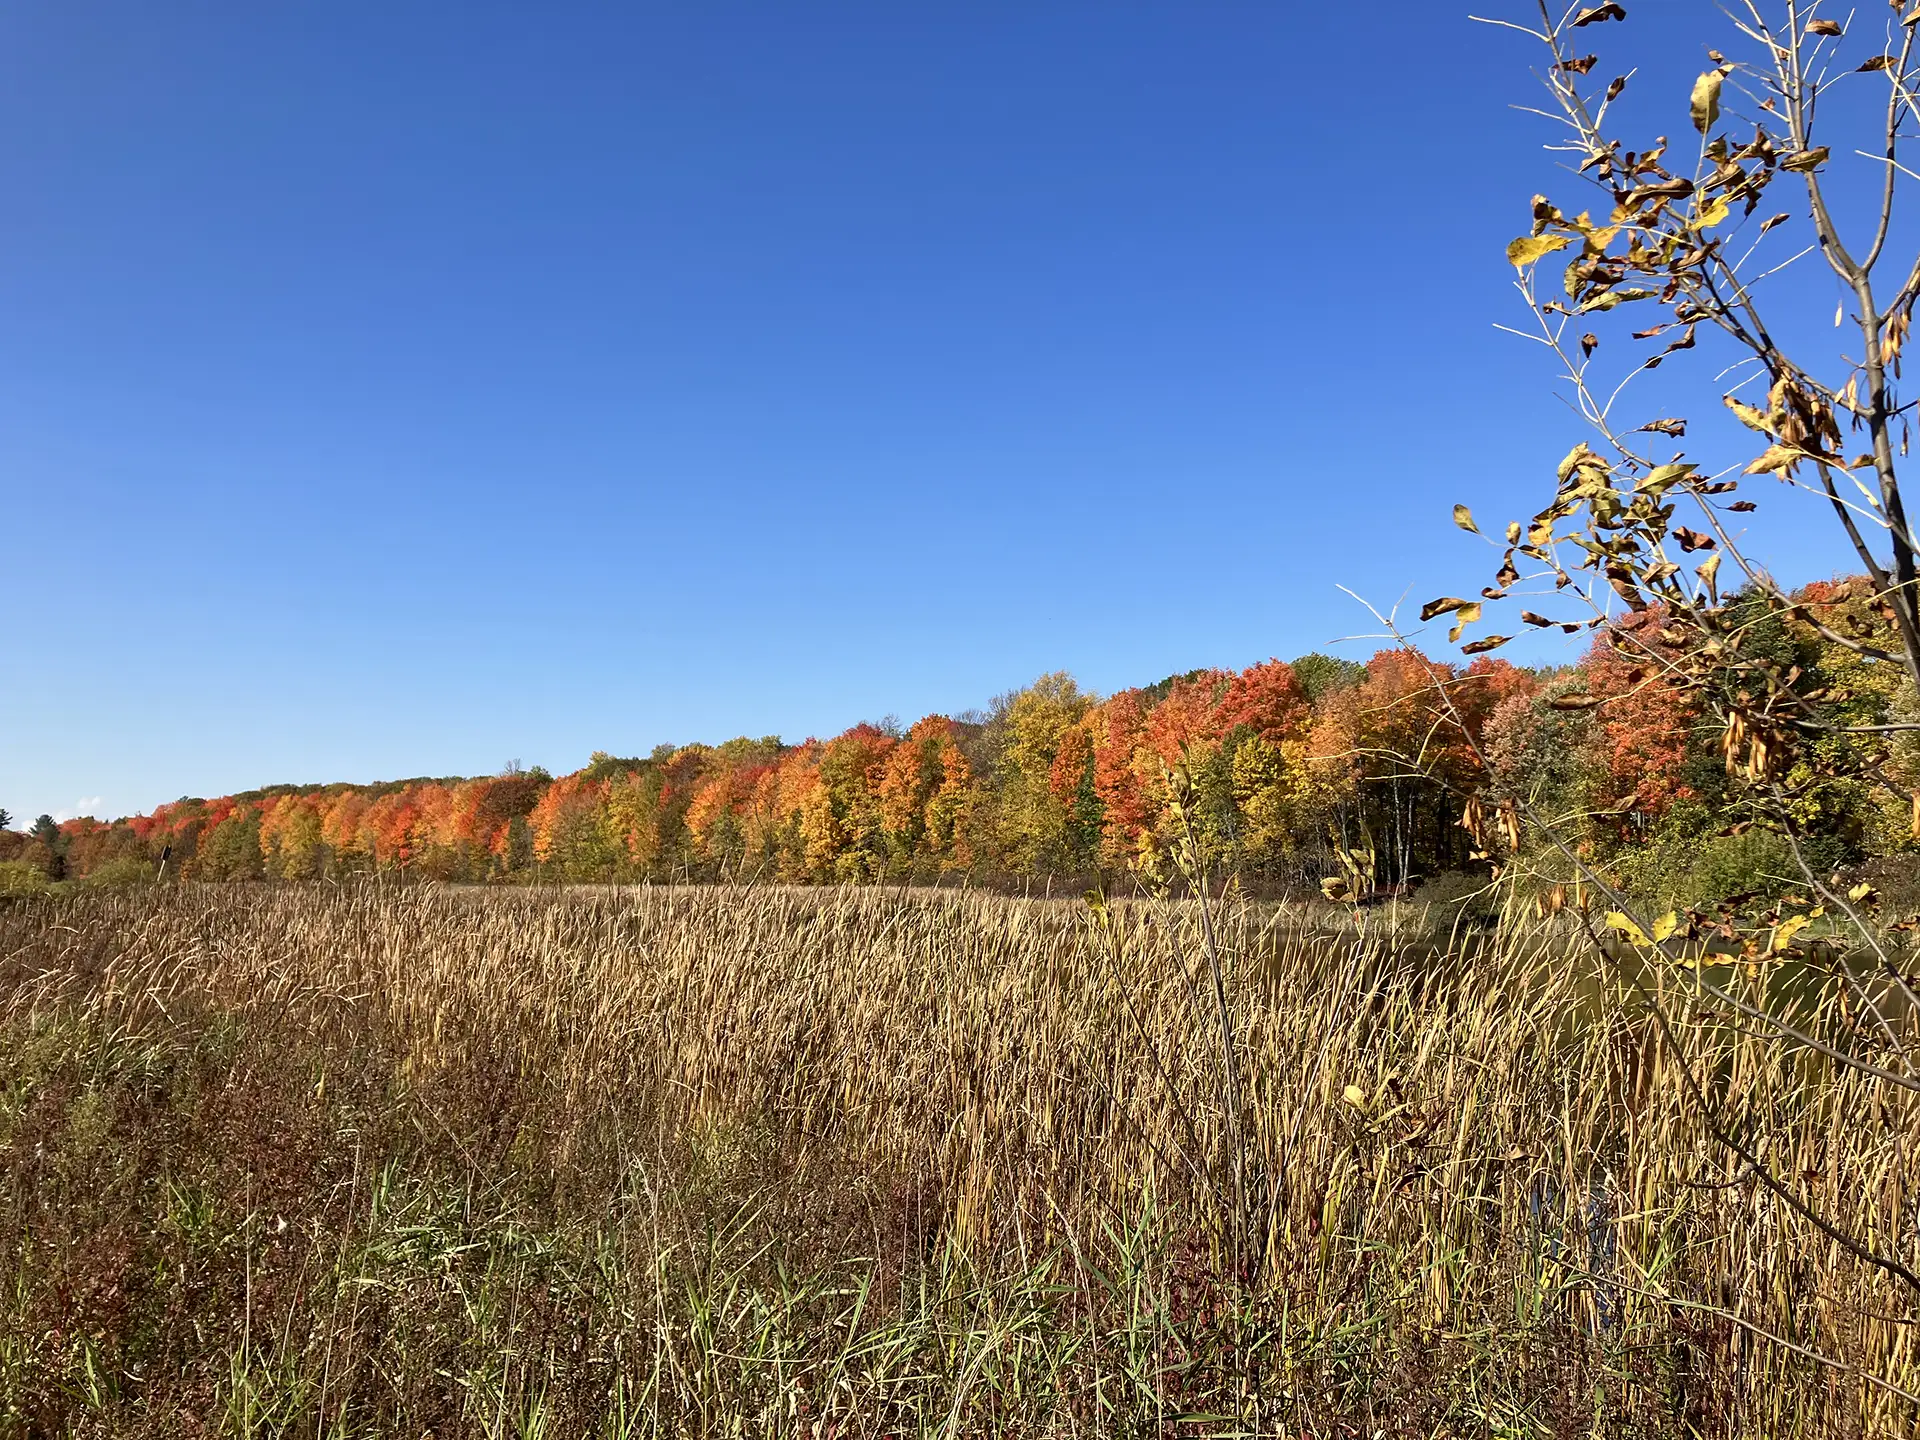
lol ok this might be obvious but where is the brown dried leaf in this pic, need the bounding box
[1572,2,1626,25]
[1806,18,1843,37]
[1627,178,1695,206]
[1781,147,1830,172]
[1460,635,1512,655]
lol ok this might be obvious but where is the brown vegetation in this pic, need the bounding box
[1,882,1915,1435]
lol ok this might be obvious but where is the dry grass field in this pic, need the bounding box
[2,882,1917,1436]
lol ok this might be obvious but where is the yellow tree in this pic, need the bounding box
[259,794,325,880]
[995,674,1092,874]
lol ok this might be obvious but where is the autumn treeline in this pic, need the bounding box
[6,577,1915,900]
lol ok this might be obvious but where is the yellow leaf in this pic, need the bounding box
[1691,70,1723,133]
[1746,444,1805,475]
[1448,603,1483,643]
[1506,233,1574,268]
[1724,395,1773,432]
[1782,146,1830,173]
[1640,462,1696,494]
[1772,913,1812,952]
[1342,1084,1368,1111]
[1454,503,1480,534]
[1651,911,1679,943]
[1692,194,1732,230]
[1606,911,1651,946]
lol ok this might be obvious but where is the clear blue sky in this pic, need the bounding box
[0,3,1870,822]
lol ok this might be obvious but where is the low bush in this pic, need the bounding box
[82,856,157,889]
[1617,824,1805,914]
[0,860,48,897]
[1408,869,1501,930]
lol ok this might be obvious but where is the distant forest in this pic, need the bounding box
[6,576,1912,902]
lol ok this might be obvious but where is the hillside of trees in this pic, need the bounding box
[5,575,1914,902]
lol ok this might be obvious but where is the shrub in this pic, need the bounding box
[1679,830,1800,908]
[1408,870,1501,930]
[0,860,49,897]
[1855,854,1920,922]
[84,856,157,889]
[1621,826,1800,913]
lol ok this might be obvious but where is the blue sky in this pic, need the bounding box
[0,2,1880,822]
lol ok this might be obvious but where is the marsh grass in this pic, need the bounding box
[0,882,1915,1436]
